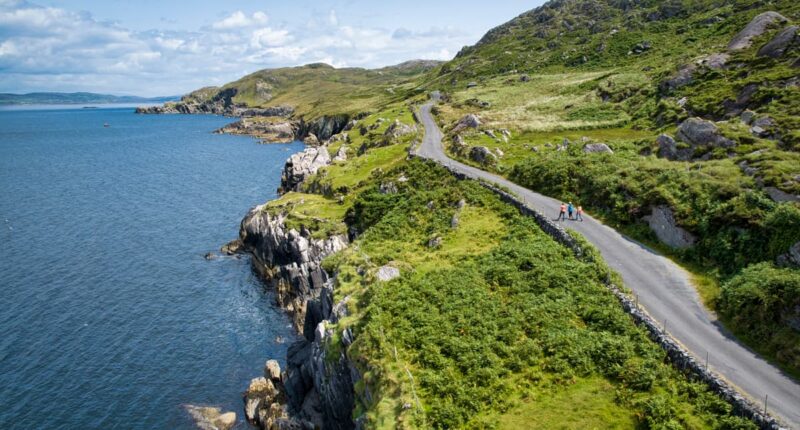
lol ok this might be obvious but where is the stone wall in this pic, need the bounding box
[428,159,786,430]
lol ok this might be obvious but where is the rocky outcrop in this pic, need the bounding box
[469,146,497,165]
[656,134,691,161]
[728,12,789,51]
[764,187,800,203]
[452,114,481,133]
[216,119,298,143]
[643,206,696,249]
[583,143,613,154]
[233,105,295,118]
[303,133,320,146]
[184,405,236,430]
[376,265,400,281]
[332,146,348,162]
[673,118,735,159]
[776,241,800,268]
[383,119,416,139]
[757,26,798,58]
[280,147,331,193]
[300,115,350,142]
[236,204,357,430]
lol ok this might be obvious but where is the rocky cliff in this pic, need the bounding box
[228,177,358,429]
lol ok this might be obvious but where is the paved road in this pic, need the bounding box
[415,101,800,428]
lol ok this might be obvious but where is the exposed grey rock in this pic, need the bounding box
[451,214,460,229]
[384,119,416,139]
[676,118,735,149]
[661,64,697,92]
[467,81,478,88]
[427,236,443,248]
[757,26,798,58]
[265,360,282,382]
[303,133,320,146]
[204,252,217,260]
[184,405,236,430]
[751,116,776,138]
[332,146,347,162]
[280,147,331,193]
[379,182,397,194]
[469,146,497,165]
[765,187,800,203]
[376,265,400,282]
[583,143,613,154]
[643,206,696,249]
[656,134,695,161]
[216,119,297,143]
[520,74,530,82]
[741,110,756,125]
[738,160,759,177]
[494,147,504,157]
[777,241,800,268]
[698,53,729,69]
[484,129,498,140]
[452,114,481,133]
[727,11,788,51]
[233,105,295,118]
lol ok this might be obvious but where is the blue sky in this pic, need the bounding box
[0,0,542,96]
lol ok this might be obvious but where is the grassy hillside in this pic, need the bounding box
[424,0,800,375]
[260,101,757,428]
[182,61,437,118]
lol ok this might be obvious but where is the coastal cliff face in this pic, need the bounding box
[232,185,358,429]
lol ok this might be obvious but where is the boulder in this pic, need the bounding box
[427,236,443,248]
[376,265,400,282]
[469,146,497,165]
[384,119,416,139]
[727,11,788,51]
[303,133,320,146]
[280,146,331,192]
[751,116,775,137]
[765,187,800,203]
[583,143,613,154]
[245,377,277,423]
[332,145,347,162]
[643,206,696,249]
[184,405,236,430]
[777,241,800,268]
[660,64,697,92]
[698,53,729,69]
[676,118,735,149]
[520,74,531,82]
[740,110,756,125]
[757,26,798,58]
[452,114,481,133]
[264,360,281,382]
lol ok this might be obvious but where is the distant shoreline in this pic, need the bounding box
[0,103,165,111]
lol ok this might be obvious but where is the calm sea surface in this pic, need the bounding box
[0,107,302,429]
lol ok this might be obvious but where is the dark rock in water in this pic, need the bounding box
[757,25,798,58]
[204,252,217,261]
[221,239,244,255]
[643,206,696,249]
[727,11,788,51]
[676,118,735,149]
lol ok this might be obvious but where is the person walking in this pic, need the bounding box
[557,202,567,221]
[567,202,575,220]
[576,205,584,222]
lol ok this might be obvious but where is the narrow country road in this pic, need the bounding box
[415,100,800,428]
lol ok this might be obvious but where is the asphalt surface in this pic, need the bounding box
[415,101,800,428]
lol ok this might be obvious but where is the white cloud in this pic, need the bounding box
[250,27,291,48]
[211,10,268,30]
[0,1,474,96]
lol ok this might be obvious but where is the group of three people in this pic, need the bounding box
[557,201,583,222]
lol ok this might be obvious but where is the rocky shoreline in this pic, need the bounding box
[136,91,354,145]
[221,142,360,429]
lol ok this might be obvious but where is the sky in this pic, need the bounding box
[0,0,543,96]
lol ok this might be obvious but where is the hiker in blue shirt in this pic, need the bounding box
[567,202,575,220]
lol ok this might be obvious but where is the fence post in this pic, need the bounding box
[764,394,768,415]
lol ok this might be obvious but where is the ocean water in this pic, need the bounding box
[0,107,303,429]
